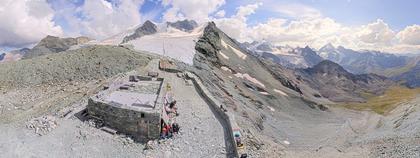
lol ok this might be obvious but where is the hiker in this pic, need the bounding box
[220,104,227,112]
[166,124,173,138]
[161,125,168,139]
[168,101,178,115]
[235,133,243,147]
[172,123,180,133]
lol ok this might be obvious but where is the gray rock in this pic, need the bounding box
[122,20,157,43]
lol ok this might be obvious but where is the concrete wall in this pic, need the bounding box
[185,72,239,158]
[87,99,161,142]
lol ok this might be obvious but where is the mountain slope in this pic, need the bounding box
[121,20,205,65]
[393,60,420,88]
[121,20,158,44]
[0,53,4,61]
[21,35,91,59]
[0,45,151,89]
[167,19,198,32]
[296,60,394,102]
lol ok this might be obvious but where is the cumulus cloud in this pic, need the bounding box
[0,0,63,48]
[210,1,420,53]
[161,0,225,22]
[51,0,144,40]
[397,25,420,45]
[215,10,225,18]
[1,0,419,54]
[267,3,322,19]
[358,19,395,45]
[214,3,262,42]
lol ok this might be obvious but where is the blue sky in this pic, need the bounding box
[1,0,420,54]
[48,0,420,31]
[136,0,420,30]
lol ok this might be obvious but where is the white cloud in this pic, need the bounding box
[248,17,346,48]
[357,19,395,45]
[214,3,262,42]
[0,0,63,47]
[162,0,225,22]
[51,0,144,40]
[269,3,322,19]
[79,0,144,39]
[235,2,261,20]
[397,24,420,45]
[215,10,225,18]
[211,1,420,53]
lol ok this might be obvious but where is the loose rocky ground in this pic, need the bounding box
[0,59,226,158]
[1,43,420,158]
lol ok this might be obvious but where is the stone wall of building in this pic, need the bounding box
[87,99,161,142]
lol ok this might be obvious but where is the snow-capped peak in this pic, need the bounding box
[319,43,336,52]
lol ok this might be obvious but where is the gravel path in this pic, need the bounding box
[144,73,226,157]
[143,59,226,157]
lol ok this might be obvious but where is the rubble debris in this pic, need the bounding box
[61,110,73,118]
[159,59,181,73]
[129,75,138,82]
[148,71,159,78]
[101,126,117,135]
[26,115,58,136]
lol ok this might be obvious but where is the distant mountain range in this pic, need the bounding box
[296,60,394,102]
[0,53,5,61]
[243,41,420,88]
[1,19,419,91]
[0,36,91,62]
[22,35,91,59]
[318,43,408,75]
[242,41,323,68]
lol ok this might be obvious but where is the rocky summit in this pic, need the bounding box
[121,20,158,44]
[167,20,198,32]
[22,35,92,59]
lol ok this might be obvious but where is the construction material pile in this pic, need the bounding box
[26,115,58,136]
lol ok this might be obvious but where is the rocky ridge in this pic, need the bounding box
[297,60,394,102]
[121,20,157,43]
[22,35,91,59]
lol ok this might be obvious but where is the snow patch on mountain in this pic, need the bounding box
[219,52,229,59]
[221,39,247,60]
[234,73,265,88]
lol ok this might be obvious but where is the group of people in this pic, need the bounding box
[160,97,180,139]
[160,122,179,139]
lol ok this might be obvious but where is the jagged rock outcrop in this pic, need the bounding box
[194,22,222,64]
[167,20,198,32]
[301,46,324,67]
[297,60,394,102]
[122,20,157,43]
[22,35,91,59]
